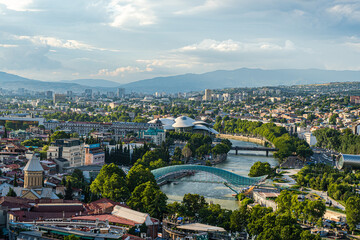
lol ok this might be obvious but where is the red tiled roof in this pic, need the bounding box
[6,164,20,170]
[10,210,80,221]
[122,234,145,240]
[0,196,33,209]
[72,214,138,226]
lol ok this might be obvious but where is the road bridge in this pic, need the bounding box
[230,146,277,156]
[151,165,265,193]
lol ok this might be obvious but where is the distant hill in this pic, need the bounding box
[61,79,121,88]
[0,72,118,92]
[122,68,360,93]
[1,68,360,93]
[0,71,87,92]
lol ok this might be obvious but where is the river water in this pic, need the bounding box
[160,139,278,210]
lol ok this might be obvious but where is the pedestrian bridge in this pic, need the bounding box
[151,165,265,188]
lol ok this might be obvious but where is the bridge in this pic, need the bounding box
[151,165,265,193]
[231,146,277,156]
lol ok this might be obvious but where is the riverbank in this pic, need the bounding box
[217,134,267,146]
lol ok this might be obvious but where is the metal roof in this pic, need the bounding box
[23,155,44,172]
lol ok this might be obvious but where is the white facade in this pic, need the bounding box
[303,132,317,146]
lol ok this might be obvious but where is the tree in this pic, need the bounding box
[64,181,73,200]
[7,188,17,197]
[90,163,128,198]
[172,147,182,162]
[182,193,208,217]
[64,235,80,240]
[230,205,249,232]
[346,196,360,233]
[50,131,71,142]
[195,144,211,157]
[102,173,130,202]
[13,174,18,187]
[126,164,156,192]
[300,230,321,240]
[307,200,326,224]
[127,181,167,219]
[275,190,293,214]
[329,113,339,125]
[182,145,192,163]
[249,161,271,177]
[211,143,230,156]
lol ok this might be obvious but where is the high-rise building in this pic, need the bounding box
[117,88,125,98]
[204,89,212,101]
[53,93,67,103]
[46,91,53,99]
[85,89,92,98]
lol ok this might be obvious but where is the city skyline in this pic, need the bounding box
[0,0,360,83]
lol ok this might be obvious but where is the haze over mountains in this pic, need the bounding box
[1,68,360,94]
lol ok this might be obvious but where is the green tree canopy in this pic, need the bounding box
[249,161,272,177]
[127,181,167,219]
[126,164,156,192]
[90,163,128,199]
[50,131,71,142]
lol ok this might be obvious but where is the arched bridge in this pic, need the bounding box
[151,165,265,189]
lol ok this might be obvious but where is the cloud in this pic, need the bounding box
[15,35,115,51]
[327,3,360,22]
[0,45,61,70]
[0,0,37,11]
[0,44,17,48]
[106,0,156,28]
[95,66,153,77]
[179,39,240,52]
[178,39,295,53]
[174,0,230,15]
[137,56,205,69]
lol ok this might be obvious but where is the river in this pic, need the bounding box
[160,139,278,210]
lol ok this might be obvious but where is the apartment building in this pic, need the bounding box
[47,139,84,167]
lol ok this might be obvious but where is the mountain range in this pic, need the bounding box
[0,68,360,94]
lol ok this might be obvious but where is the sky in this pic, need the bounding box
[0,0,360,84]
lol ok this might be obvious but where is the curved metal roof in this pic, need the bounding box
[172,116,195,128]
[338,154,360,169]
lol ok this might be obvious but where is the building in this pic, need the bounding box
[53,93,67,103]
[45,91,53,98]
[0,155,58,200]
[44,120,149,137]
[350,96,360,104]
[73,205,159,239]
[337,154,360,169]
[84,143,105,165]
[203,89,212,101]
[23,154,44,189]
[352,123,360,135]
[140,128,165,145]
[85,89,93,98]
[302,132,317,146]
[0,116,45,126]
[47,139,84,167]
[117,88,125,98]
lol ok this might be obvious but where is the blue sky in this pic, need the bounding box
[0,0,359,83]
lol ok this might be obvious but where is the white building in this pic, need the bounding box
[302,132,317,146]
[47,139,84,167]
